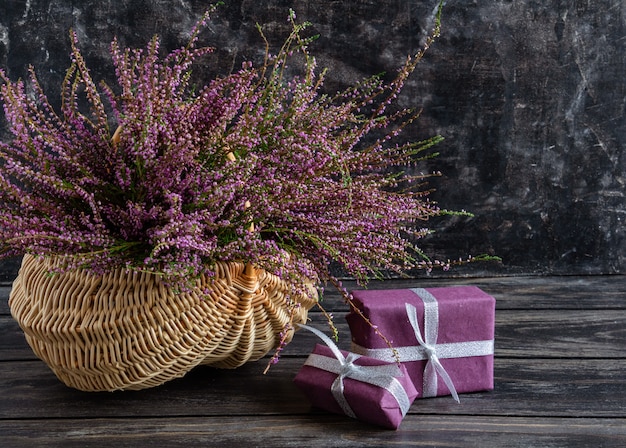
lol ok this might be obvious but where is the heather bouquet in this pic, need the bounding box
[1,8,455,308]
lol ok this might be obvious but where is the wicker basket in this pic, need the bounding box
[9,254,318,391]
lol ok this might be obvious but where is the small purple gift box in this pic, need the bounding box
[347,286,495,401]
[294,325,418,429]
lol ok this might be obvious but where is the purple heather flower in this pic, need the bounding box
[0,8,451,297]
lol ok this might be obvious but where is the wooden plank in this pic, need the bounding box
[284,309,626,358]
[3,306,626,361]
[0,286,11,315]
[0,316,31,361]
[3,275,625,316]
[1,358,625,420]
[324,275,626,310]
[494,310,626,358]
[2,307,626,361]
[2,415,626,448]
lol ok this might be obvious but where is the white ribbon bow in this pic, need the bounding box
[298,324,412,419]
[405,298,459,403]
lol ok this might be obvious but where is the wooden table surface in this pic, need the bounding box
[1,274,625,447]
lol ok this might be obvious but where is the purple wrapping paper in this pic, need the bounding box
[347,286,495,399]
[293,344,418,429]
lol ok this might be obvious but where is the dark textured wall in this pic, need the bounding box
[1,0,624,280]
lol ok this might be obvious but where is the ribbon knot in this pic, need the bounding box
[339,356,358,379]
[423,344,436,358]
[298,324,412,420]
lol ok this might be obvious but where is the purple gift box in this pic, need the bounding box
[294,343,418,429]
[347,286,495,400]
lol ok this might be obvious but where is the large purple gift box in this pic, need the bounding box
[347,286,495,400]
[294,344,418,429]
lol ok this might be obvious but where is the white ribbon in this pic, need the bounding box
[298,324,412,419]
[351,288,495,403]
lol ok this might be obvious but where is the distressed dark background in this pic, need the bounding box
[0,0,624,281]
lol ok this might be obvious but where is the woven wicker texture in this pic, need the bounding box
[9,254,318,391]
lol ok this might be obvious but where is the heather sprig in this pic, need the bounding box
[0,5,458,299]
